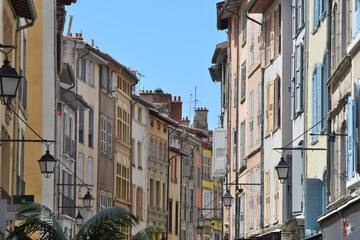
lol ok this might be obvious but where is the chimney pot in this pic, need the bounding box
[91,39,94,46]
[201,107,203,110]
[69,33,72,37]
[179,96,181,101]
[186,116,188,120]
[146,90,148,93]
[79,33,82,38]
[150,90,152,93]
[205,107,207,110]
[174,96,176,101]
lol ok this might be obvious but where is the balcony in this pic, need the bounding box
[61,195,75,218]
[0,187,11,204]
[63,135,76,159]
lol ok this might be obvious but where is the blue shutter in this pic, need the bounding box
[354,83,359,173]
[312,69,318,142]
[355,0,360,36]
[305,178,325,237]
[296,44,303,113]
[313,0,319,32]
[291,53,295,120]
[348,97,354,180]
[316,64,322,133]
[322,52,328,129]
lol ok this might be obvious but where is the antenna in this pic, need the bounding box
[136,72,145,94]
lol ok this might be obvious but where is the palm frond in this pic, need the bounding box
[6,203,67,240]
[74,206,138,240]
[131,226,163,240]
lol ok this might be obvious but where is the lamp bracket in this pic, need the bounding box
[274,147,327,151]
[0,44,16,58]
[0,139,54,143]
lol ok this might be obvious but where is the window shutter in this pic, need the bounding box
[270,14,275,60]
[275,75,281,129]
[298,0,303,29]
[132,185,136,214]
[295,44,303,113]
[355,0,360,35]
[305,179,325,236]
[142,188,146,220]
[292,0,297,38]
[234,74,238,107]
[89,62,94,86]
[76,59,80,79]
[316,64,322,133]
[312,69,318,142]
[313,0,318,32]
[348,97,354,180]
[268,80,275,131]
[291,53,295,120]
[257,84,262,142]
[261,25,266,68]
[205,192,211,218]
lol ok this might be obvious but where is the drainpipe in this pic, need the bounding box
[260,67,265,233]
[235,10,240,239]
[326,0,332,206]
[17,0,37,32]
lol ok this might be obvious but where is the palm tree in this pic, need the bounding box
[7,203,162,240]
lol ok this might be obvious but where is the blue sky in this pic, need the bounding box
[65,0,225,130]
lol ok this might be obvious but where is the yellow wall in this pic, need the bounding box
[168,150,180,240]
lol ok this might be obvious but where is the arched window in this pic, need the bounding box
[150,137,154,158]
[155,139,159,160]
[159,141,163,161]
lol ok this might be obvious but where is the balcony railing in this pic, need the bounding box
[61,195,75,218]
[0,187,11,204]
[63,135,76,159]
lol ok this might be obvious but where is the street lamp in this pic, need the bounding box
[38,148,57,178]
[198,215,205,227]
[196,225,203,236]
[75,211,84,227]
[223,191,233,210]
[275,156,290,184]
[82,190,94,208]
[0,55,22,104]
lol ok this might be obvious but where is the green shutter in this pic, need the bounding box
[197,167,201,188]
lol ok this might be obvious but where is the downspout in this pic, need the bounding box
[326,0,332,206]
[260,67,265,233]
[235,10,240,239]
[17,0,37,32]
[53,3,58,214]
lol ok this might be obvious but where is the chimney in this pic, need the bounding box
[182,116,190,127]
[91,39,94,46]
[171,96,182,123]
[74,33,83,40]
[192,107,209,135]
[66,15,73,37]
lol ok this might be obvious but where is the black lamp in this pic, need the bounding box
[223,191,233,210]
[75,211,84,227]
[196,225,203,235]
[198,215,205,227]
[275,156,290,184]
[0,56,22,104]
[38,148,57,178]
[82,190,94,208]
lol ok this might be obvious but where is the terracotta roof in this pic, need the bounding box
[10,0,33,19]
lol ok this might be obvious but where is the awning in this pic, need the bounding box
[209,64,222,82]
[248,0,274,13]
[10,0,37,20]
[60,88,90,111]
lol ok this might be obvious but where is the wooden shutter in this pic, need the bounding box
[268,80,275,132]
[274,171,279,221]
[270,14,275,60]
[261,25,266,68]
[265,172,270,225]
[348,97,354,180]
[132,185,136,214]
[142,188,146,220]
[305,179,325,233]
[291,53,295,120]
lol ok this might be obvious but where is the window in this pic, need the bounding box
[250,21,254,69]
[107,119,113,156]
[355,0,360,37]
[234,74,238,107]
[163,182,166,211]
[175,201,179,234]
[169,199,173,233]
[79,109,84,144]
[257,15,262,60]
[88,157,93,186]
[291,43,304,120]
[131,139,135,165]
[311,61,327,142]
[233,128,237,171]
[115,163,130,202]
[107,192,113,207]
[88,108,94,147]
[313,0,326,32]
[150,178,154,208]
[138,107,142,122]
[240,121,246,162]
[266,76,281,134]
[257,83,262,143]
[156,180,161,210]
[256,167,261,224]
[331,5,337,71]
[265,172,270,225]
[239,195,245,237]
[249,172,254,228]
[78,153,84,182]
[117,107,130,145]
[241,61,246,101]
[249,91,254,148]
[89,62,94,86]
[274,170,279,221]
[341,0,347,58]
[265,17,271,65]
[101,116,107,153]
[137,141,142,168]
[157,121,161,131]
[202,153,211,179]
[242,10,247,44]
[100,190,106,210]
